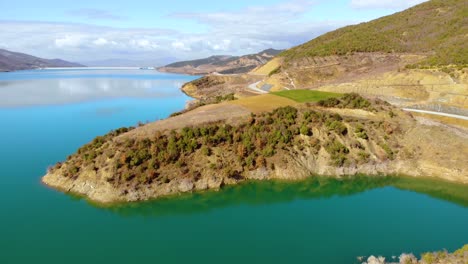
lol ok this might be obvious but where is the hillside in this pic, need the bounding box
[158,49,282,75]
[0,49,84,72]
[280,0,467,67]
[188,0,466,120]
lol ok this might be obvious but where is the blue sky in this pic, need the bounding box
[0,0,427,63]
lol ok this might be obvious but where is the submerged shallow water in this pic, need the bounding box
[0,69,467,264]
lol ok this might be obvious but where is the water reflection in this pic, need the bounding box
[0,69,196,107]
[100,176,468,218]
[93,106,126,117]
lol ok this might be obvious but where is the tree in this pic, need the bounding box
[300,124,312,136]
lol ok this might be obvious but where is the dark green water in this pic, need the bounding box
[0,69,467,264]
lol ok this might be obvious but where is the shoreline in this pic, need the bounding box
[42,173,468,207]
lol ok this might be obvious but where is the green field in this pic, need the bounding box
[272,89,341,103]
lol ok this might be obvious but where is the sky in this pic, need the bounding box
[0,0,427,63]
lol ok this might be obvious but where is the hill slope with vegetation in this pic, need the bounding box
[184,0,467,111]
[280,0,467,67]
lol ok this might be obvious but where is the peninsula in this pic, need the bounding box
[42,0,467,204]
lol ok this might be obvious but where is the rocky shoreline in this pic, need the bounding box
[361,244,468,264]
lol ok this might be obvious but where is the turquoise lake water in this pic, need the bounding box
[0,69,467,264]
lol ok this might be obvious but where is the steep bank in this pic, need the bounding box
[42,94,468,203]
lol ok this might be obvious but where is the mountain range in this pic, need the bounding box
[0,49,84,72]
[158,49,283,75]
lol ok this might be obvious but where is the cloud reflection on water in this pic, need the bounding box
[0,76,189,107]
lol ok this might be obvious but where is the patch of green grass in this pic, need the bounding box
[273,90,341,103]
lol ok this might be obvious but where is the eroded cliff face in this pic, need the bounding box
[42,95,468,204]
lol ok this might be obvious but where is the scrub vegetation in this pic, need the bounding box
[49,94,405,197]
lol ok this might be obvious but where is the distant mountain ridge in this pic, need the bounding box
[158,49,283,75]
[0,49,84,72]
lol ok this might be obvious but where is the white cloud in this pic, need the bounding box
[93,38,109,46]
[351,0,428,9]
[169,0,347,54]
[130,39,159,50]
[0,21,176,60]
[0,1,352,62]
[171,41,191,51]
[55,35,85,48]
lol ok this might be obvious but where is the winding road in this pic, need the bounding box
[244,81,468,122]
[248,81,268,94]
[402,108,468,121]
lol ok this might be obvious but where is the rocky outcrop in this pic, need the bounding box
[361,244,468,264]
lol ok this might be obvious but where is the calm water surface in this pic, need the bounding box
[0,69,467,264]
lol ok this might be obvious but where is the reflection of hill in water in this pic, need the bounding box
[96,176,468,218]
